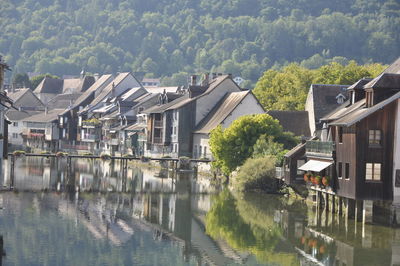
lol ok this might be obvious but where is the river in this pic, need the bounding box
[0,157,399,266]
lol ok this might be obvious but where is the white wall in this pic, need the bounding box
[8,120,25,145]
[221,93,264,127]
[195,78,241,125]
[393,99,400,204]
[305,87,316,136]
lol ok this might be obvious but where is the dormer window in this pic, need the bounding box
[366,91,374,107]
[336,93,346,104]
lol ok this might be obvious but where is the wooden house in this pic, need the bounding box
[296,57,400,224]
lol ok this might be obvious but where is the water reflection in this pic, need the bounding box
[205,190,400,266]
[1,158,400,265]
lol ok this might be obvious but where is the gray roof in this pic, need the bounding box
[364,73,400,90]
[329,90,400,126]
[266,110,311,137]
[33,76,95,95]
[5,110,41,121]
[22,109,65,123]
[382,57,400,74]
[88,72,132,108]
[34,77,63,94]
[144,86,179,93]
[7,88,30,102]
[308,84,349,122]
[143,75,233,114]
[321,99,365,122]
[194,91,250,134]
[70,74,113,110]
[346,78,372,91]
[284,142,306,158]
[46,93,81,110]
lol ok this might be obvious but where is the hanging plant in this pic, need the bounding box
[322,176,331,187]
[304,173,311,182]
[314,175,322,185]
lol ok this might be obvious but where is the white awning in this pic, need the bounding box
[298,160,333,172]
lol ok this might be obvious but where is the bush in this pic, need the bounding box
[232,156,280,193]
[100,153,111,161]
[13,150,26,157]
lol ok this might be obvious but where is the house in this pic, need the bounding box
[296,56,400,224]
[33,74,95,104]
[4,88,45,149]
[193,90,265,159]
[305,84,349,136]
[77,72,142,154]
[142,78,160,87]
[0,56,13,164]
[21,109,65,152]
[143,74,260,158]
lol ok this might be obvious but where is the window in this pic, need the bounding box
[345,163,350,179]
[338,127,343,143]
[338,162,342,178]
[199,145,202,157]
[194,145,198,158]
[369,130,381,145]
[173,126,176,135]
[12,133,18,138]
[203,146,207,157]
[366,163,381,181]
[13,122,18,127]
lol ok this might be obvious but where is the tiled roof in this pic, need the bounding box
[194,91,250,134]
[5,110,41,121]
[364,73,400,90]
[22,109,65,123]
[382,57,400,74]
[34,77,63,94]
[266,110,311,137]
[7,88,29,102]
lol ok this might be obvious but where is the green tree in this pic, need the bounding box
[209,114,297,175]
[12,73,31,88]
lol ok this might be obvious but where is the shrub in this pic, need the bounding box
[232,156,280,192]
[56,151,68,158]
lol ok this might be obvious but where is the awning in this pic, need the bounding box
[298,160,332,172]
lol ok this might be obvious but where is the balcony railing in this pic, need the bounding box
[82,121,101,128]
[306,140,335,156]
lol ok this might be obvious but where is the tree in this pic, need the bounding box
[209,114,297,175]
[12,73,31,89]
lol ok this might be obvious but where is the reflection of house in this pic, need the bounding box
[0,57,13,170]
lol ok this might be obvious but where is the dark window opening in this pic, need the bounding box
[345,163,350,179]
[338,162,342,178]
[338,127,343,143]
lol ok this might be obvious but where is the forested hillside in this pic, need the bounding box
[1,0,399,86]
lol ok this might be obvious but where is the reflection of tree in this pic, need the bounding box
[205,190,301,265]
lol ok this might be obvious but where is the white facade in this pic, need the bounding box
[195,78,241,125]
[8,120,24,146]
[193,92,265,161]
[393,99,400,204]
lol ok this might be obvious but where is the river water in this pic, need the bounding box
[0,157,399,266]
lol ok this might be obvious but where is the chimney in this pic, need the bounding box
[202,73,210,86]
[212,73,217,80]
[94,73,99,81]
[45,106,48,115]
[190,75,197,86]
[228,73,233,79]
[111,82,115,97]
